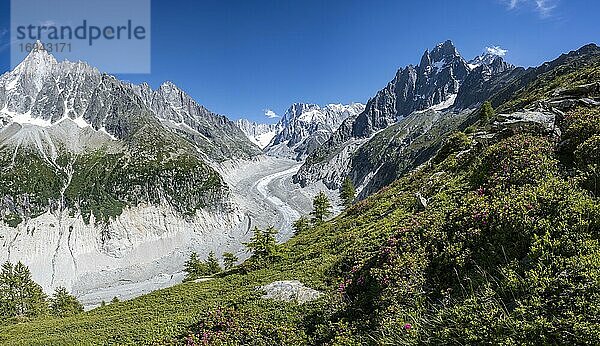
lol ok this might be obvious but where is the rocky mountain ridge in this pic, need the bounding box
[266,102,365,160]
[294,40,516,194]
[236,102,364,160]
[234,119,280,149]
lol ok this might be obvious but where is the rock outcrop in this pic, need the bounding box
[260,280,323,304]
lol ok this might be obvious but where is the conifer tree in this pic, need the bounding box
[292,216,311,234]
[480,101,494,122]
[184,252,201,280]
[50,286,83,317]
[183,252,210,281]
[206,251,222,274]
[339,177,356,209]
[222,252,238,270]
[0,261,48,319]
[311,191,332,224]
[244,226,281,264]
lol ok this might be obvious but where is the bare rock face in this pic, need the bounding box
[494,111,558,136]
[0,42,260,163]
[454,54,515,110]
[236,103,365,160]
[350,40,469,140]
[260,280,323,304]
[132,81,261,161]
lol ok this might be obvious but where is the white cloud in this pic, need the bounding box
[504,0,558,17]
[534,0,557,17]
[486,46,508,56]
[264,109,280,119]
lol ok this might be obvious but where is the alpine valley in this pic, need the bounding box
[0,37,599,346]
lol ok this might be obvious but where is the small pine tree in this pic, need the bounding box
[244,226,281,265]
[111,296,120,304]
[339,177,356,209]
[184,252,201,281]
[311,191,332,224]
[50,286,83,317]
[0,261,16,318]
[222,252,238,270]
[480,101,494,122]
[100,301,106,308]
[183,252,210,281]
[292,216,311,234]
[206,251,222,275]
[0,261,48,319]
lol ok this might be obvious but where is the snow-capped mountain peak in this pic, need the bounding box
[267,102,364,159]
[235,102,365,159]
[235,119,280,149]
[16,40,58,69]
[8,40,58,92]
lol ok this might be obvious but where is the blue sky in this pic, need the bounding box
[0,0,598,122]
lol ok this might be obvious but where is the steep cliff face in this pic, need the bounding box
[132,82,261,161]
[454,53,516,110]
[235,103,364,160]
[348,40,469,140]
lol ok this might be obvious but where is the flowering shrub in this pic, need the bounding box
[473,134,558,189]
[560,107,600,158]
[183,305,306,345]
